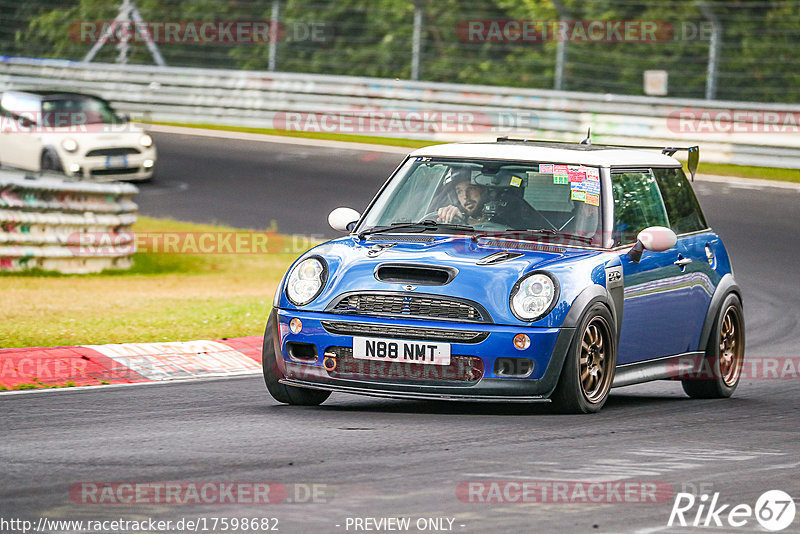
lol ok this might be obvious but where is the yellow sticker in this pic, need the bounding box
[571,190,586,201]
[510,176,522,187]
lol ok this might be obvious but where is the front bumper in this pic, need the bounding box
[62,151,156,182]
[275,309,574,401]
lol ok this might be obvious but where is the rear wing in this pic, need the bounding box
[495,136,700,181]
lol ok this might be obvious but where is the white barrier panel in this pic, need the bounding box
[1,56,800,168]
[0,169,138,273]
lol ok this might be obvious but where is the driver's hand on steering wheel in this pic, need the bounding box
[437,205,464,223]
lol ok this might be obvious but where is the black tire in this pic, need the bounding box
[262,310,331,406]
[551,303,616,414]
[682,293,745,399]
[40,150,63,173]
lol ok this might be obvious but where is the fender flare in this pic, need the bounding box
[538,284,618,397]
[41,145,64,172]
[697,273,742,352]
[561,284,618,331]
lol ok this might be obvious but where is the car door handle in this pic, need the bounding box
[674,258,692,266]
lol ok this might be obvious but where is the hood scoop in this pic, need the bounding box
[476,251,524,265]
[375,263,456,286]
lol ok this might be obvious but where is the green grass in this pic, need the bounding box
[155,121,800,183]
[693,162,800,183]
[0,216,307,348]
[0,380,78,391]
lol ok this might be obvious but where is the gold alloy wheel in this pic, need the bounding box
[719,305,744,387]
[579,317,612,403]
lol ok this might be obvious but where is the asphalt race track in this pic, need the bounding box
[2,132,799,533]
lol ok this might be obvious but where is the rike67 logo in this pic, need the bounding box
[668,490,796,531]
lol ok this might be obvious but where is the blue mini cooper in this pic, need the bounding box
[263,138,744,413]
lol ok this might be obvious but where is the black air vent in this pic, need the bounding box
[481,239,566,253]
[375,264,456,285]
[476,251,524,265]
[367,235,436,243]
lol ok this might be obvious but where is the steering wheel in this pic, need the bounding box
[420,209,467,225]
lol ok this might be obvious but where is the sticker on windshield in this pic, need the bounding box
[539,163,554,174]
[571,190,587,201]
[553,175,568,185]
[585,192,600,206]
[568,166,586,182]
[510,176,522,187]
[586,167,600,180]
[583,180,601,195]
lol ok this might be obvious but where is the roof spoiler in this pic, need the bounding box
[495,137,700,181]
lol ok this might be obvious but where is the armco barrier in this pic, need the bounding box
[0,336,263,390]
[0,169,138,273]
[1,56,800,168]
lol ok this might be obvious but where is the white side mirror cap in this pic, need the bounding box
[638,226,677,252]
[328,207,361,233]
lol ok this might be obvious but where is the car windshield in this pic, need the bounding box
[358,157,604,246]
[41,96,122,125]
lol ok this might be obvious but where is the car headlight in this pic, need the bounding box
[286,257,327,306]
[509,272,559,322]
[139,134,153,148]
[61,138,78,152]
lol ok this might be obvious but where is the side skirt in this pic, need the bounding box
[612,352,704,388]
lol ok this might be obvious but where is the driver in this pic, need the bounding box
[437,170,489,224]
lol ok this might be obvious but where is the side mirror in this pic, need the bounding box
[328,207,361,233]
[628,226,677,263]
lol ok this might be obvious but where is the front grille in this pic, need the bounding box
[86,147,141,157]
[90,167,139,176]
[321,321,488,343]
[324,346,483,384]
[328,292,489,322]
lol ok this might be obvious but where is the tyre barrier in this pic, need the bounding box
[0,169,138,273]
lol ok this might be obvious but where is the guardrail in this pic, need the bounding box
[1,56,799,168]
[0,168,137,273]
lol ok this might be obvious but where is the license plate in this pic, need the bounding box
[352,337,451,366]
[105,155,128,168]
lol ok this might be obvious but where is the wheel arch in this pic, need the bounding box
[40,145,64,172]
[540,284,619,398]
[698,274,742,352]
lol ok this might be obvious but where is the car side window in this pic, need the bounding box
[653,167,708,234]
[611,169,669,246]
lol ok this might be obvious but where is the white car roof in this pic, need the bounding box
[410,141,682,168]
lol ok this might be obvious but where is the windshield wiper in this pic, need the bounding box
[471,228,595,245]
[358,220,475,239]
